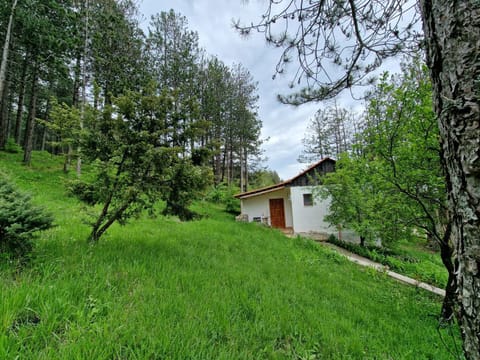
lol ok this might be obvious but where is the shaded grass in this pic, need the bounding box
[327,235,448,289]
[0,151,463,359]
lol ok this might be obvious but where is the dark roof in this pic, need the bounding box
[234,157,336,199]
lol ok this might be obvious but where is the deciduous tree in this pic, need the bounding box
[238,2,480,356]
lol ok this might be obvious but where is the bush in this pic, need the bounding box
[4,138,22,153]
[205,183,240,214]
[0,176,54,259]
[162,161,213,221]
[66,179,99,205]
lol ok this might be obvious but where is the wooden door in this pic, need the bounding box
[269,198,286,228]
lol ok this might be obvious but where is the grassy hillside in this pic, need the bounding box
[0,152,462,359]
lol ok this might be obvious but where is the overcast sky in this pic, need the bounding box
[138,0,362,180]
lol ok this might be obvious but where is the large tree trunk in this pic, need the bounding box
[420,1,480,358]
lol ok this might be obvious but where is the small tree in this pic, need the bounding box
[319,59,456,321]
[0,175,53,258]
[238,3,480,355]
[82,86,212,242]
[162,159,213,220]
[40,98,82,173]
[319,154,408,248]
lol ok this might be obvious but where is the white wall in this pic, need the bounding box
[290,186,335,235]
[240,188,293,228]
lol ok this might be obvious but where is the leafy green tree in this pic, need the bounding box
[0,175,53,258]
[40,98,81,172]
[320,155,411,248]
[82,85,211,242]
[82,87,172,242]
[162,159,212,220]
[239,2,480,354]
[361,59,456,321]
[320,58,456,321]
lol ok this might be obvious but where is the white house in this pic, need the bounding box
[235,158,337,239]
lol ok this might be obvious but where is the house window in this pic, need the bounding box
[303,193,313,206]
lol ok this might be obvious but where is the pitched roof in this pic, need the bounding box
[234,157,335,199]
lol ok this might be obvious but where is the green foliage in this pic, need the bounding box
[298,101,357,162]
[66,179,98,206]
[81,86,213,241]
[319,154,412,247]
[3,138,21,153]
[43,98,81,149]
[327,235,448,288]
[205,183,241,214]
[319,57,446,249]
[40,98,82,172]
[0,175,53,258]
[163,160,213,220]
[225,196,241,215]
[0,153,461,358]
[82,88,174,241]
[248,168,281,189]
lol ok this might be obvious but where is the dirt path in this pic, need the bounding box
[320,242,446,297]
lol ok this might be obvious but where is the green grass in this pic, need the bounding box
[327,236,448,289]
[396,240,449,288]
[0,151,463,359]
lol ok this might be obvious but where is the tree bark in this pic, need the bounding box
[23,65,38,165]
[14,56,28,145]
[440,241,457,322]
[0,0,18,110]
[359,235,365,247]
[420,1,480,358]
[0,77,10,149]
[77,0,90,178]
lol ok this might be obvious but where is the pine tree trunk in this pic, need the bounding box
[0,77,9,149]
[77,0,90,178]
[23,65,38,165]
[240,148,245,192]
[0,0,18,112]
[14,56,28,145]
[420,1,480,358]
[244,148,248,192]
[0,0,18,149]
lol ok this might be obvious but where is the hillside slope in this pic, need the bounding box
[0,152,461,359]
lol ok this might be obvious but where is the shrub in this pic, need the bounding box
[66,179,99,205]
[4,138,22,153]
[0,176,54,258]
[205,183,240,214]
[162,162,213,221]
